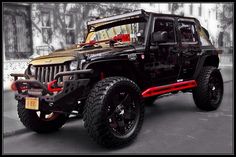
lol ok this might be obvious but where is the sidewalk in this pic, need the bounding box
[219,53,233,67]
[3,66,233,137]
[3,91,79,137]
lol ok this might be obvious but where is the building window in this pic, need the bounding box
[168,3,171,11]
[216,5,218,20]
[65,14,75,44]
[41,11,52,44]
[190,4,193,15]
[199,4,202,16]
[3,4,32,60]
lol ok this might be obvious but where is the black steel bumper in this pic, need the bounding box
[11,69,93,108]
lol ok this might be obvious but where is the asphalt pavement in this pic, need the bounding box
[2,66,233,154]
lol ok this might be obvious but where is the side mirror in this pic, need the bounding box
[151,31,168,43]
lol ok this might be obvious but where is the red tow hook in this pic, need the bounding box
[47,80,62,92]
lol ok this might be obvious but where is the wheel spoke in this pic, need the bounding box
[117,117,126,135]
[124,108,136,120]
[109,118,118,128]
[120,94,132,107]
[208,74,223,104]
[40,112,46,119]
[118,127,126,135]
[117,117,125,127]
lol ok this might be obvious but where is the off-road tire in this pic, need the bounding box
[193,66,224,111]
[17,101,69,133]
[83,77,144,148]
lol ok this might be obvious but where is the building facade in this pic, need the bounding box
[2,2,138,89]
[2,2,233,89]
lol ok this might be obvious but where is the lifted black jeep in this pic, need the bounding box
[11,10,224,148]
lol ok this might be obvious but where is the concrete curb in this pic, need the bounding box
[4,128,30,138]
[3,115,82,138]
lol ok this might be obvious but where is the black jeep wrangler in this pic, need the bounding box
[11,10,224,148]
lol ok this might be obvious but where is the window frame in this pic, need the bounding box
[65,13,76,45]
[41,10,52,44]
[177,19,200,45]
[152,16,177,45]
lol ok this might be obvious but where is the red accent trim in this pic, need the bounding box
[47,80,63,92]
[142,80,197,98]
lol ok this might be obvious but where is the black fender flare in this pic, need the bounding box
[192,54,219,79]
[83,59,142,81]
[193,55,208,79]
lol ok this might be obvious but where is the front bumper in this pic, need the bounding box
[11,69,93,111]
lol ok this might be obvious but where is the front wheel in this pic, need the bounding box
[17,101,69,133]
[83,77,144,148]
[193,66,224,111]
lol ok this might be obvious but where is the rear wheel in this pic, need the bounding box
[193,66,224,111]
[83,77,144,148]
[17,101,69,133]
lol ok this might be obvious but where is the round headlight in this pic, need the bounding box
[30,65,36,75]
[70,61,78,71]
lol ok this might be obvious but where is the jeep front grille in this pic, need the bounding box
[34,64,69,83]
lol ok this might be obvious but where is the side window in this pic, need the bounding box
[154,19,175,42]
[178,22,197,43]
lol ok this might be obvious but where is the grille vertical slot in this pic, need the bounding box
[35,64,69,84]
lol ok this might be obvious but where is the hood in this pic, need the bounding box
[30,45,135,66]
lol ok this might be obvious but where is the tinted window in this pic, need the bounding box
[178,22,197,43]
[154,19,175,42]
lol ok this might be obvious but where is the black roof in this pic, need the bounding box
[145,9,197,20]
[87,9,199,26]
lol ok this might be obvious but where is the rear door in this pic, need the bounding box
[176,19,201,80]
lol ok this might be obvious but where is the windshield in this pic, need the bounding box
[85,17,147,48]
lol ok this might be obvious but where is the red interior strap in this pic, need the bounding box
[79,34,130,47]
[113,34,130,42]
